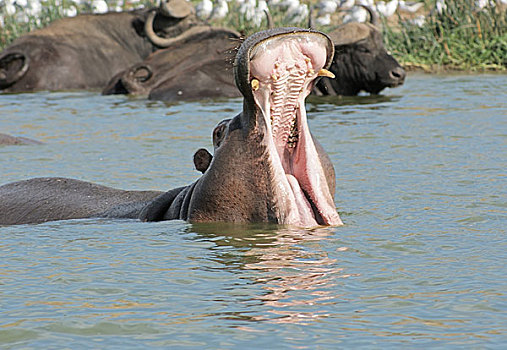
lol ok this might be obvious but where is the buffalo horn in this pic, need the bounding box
[145,10,239,48]
[360,5,380,27]
[265,10,274,29]
[0,52,29,89]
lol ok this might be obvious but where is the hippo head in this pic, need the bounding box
[187,28,342,227]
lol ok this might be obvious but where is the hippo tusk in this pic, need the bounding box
[145,10,239,48]
[0,52,29,89]
[360,5,381,28]
[318,68,335,79]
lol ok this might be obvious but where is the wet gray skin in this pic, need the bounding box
[0,133,42,145]
[0,28,342,227]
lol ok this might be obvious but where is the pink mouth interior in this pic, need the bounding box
[249,34,342,227]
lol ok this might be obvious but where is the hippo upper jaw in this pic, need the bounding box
[246,31,342,227]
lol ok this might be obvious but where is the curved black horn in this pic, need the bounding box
[145,10,216,48]
[129,65,153,83]
[0,52,29,89]
[145,10,240,48]
[265,9,274,29]
[308,6,315,29]
[360,5,380,27]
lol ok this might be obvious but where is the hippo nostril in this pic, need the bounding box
[390,67,406,81]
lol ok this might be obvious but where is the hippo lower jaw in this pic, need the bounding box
[249,33,343,227]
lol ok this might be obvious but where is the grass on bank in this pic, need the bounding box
[383,0,507,71]
[0,0,506,71]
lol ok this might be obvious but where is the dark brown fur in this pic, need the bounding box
[102,28,241,101]
[0,8,202,92]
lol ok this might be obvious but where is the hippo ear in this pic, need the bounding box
[328,22,372,46]
[159,0,195,19]
[0,52,29,89]
[193,148,213,174]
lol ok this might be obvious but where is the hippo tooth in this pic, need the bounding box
[251,79,260,91]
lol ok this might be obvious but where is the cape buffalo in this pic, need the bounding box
[102,27,241,101]
[0,0,220,93]
[313,7,406,96]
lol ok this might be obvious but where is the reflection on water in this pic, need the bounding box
[307,93,400,107]
[190,224,355,324]
[0,74,506,348]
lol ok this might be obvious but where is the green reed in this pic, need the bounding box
[383,0,507,71]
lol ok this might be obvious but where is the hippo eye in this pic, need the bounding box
[213,124,227,148]
[212,119,231,149]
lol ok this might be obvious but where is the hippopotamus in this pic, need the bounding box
[0,27,342,227]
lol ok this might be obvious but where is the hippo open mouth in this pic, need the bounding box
[243,30,343,227]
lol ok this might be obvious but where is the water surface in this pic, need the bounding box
[0,73,506,348]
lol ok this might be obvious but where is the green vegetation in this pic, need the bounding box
[0,0,155,49]
[1,0,505,71]
[383,0,507,71]
[0,0,63,49]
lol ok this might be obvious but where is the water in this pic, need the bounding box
[0,73,506,348]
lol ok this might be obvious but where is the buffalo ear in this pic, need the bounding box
[159,0,194,19]
[327,22,372,47]
[0,52,29,89]
[194,148,213,174]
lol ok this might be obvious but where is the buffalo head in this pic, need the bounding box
[314,7,406,96]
